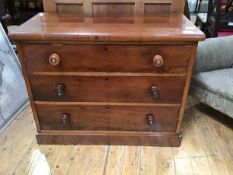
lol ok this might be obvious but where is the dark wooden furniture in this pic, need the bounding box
[195,0,203,13]
[2,0,44,27]
[1,0,11,34]
[205,0,233,37]
[9,0,205,146]
[195,0,209,13]
[184,0,191,19]
[23,0,43,15]
[195,0,208,31]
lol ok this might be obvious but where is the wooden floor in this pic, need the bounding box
[1,99,233,175]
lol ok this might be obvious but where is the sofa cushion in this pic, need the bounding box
[192,68,233,100]
[194,36,233,74]
[190,85,233,118]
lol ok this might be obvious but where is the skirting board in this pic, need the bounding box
[37,131,182,147]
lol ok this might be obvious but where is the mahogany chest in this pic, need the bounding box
[9,0,205,146]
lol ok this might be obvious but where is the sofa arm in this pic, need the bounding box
[194,36,233,74]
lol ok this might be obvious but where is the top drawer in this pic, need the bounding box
[22,44,192,74]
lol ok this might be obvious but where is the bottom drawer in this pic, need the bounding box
[36,104,180,132]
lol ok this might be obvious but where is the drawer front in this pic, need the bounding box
[23,44,192,74]
[36,104,179,132]
[30,75,186,103]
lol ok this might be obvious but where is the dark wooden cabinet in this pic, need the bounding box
[9,0,205,146]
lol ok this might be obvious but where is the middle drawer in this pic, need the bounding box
[30,75,186,103]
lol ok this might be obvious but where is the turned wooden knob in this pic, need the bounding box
[150,85,160,99]
[146,114,155,125]
[56,84,65,96]
[61,114,70,128]
[153,55,164,68]
[49,53,61,66]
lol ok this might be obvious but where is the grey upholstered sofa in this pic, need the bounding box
[190,36,233,119]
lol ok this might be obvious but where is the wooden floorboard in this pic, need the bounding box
[1,100,233,175]
[104,145,125,175]
[67,145,93,175]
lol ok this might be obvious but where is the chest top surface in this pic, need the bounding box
[9,13,205,42]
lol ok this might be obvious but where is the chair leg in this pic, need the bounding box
[184,0,190,19]
[0,14,11,34]
[195,0,200,13]
[195,16,206,31]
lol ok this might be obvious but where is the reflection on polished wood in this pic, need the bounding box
[9,13,204,42]
[0,100,232,174]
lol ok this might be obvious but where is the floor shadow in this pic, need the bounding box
[193,103,233,129]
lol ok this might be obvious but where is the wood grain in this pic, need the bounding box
[104,146,125,175]
[140,146,159,174]
[36,104,180,132]
[85,146,109,175]
[16,44,41,131]
[36,131,182,146]
[144,3,171,16]
[22,44,192,74]
[121,146,140,175]
[30,75,186,103]
[50,145,77,175]
[0,107,35,175]
[42,0,185,16]
[8,13,205,42]
[176,44,197,134]
[57,3,83,16]
[67,145,93,175]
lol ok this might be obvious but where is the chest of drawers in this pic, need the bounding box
[9,0,204,146]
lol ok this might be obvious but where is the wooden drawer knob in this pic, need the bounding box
[146,114,155,125]
[49,53,60,66]
[153,55,164,68]
[150,85,160,99]
[56,84,65,96]
[61,114,70,128]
